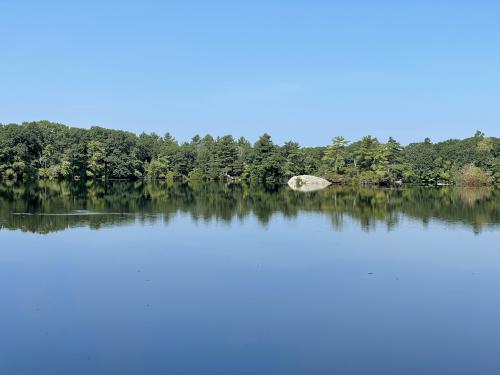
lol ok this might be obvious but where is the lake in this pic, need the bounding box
[1,181,499,374]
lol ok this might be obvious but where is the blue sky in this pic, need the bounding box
[1,0,499,145]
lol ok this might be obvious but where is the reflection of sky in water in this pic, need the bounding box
[2,209,499,235]
[1,212,500,374]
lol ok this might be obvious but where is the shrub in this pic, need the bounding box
[454,164,492,186]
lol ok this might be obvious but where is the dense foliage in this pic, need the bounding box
[0,121,498,185]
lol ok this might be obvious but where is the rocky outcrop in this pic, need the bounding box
[287,175,332,192]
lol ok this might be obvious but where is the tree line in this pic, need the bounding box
[0,121,498,185]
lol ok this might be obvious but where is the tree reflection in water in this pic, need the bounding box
[0,180,498,234]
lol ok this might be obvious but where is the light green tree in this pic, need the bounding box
[323,136,349,174]
[86,140,106,178]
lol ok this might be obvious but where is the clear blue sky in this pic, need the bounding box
[1,0,499,146]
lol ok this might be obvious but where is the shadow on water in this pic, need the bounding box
[0,180,498,234]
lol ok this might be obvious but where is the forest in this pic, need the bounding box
[0,121,498,185]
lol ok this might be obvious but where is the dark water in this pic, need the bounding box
[1,181,499,374]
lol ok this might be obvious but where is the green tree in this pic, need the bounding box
[282,141,305,177]
[250,134,285,181]
[145,156,170,179]
[355,136,389,183]
[215,135,239,178]
[86,140,106,178]
[323,136,349,174]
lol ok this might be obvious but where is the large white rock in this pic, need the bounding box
[287,175,332,192]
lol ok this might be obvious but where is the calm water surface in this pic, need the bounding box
[1,181,499,374]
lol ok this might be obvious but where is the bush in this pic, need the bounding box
[2,168,16,179]
[454,164,492,186]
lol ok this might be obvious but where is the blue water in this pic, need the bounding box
[1,206,499,374]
